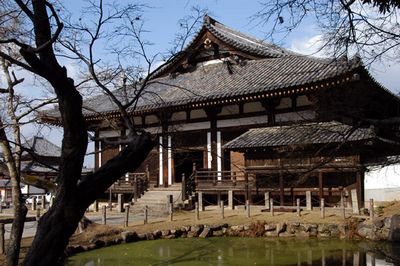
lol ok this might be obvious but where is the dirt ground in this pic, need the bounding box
[1,201,400,265]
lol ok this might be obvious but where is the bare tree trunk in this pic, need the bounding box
[0,121,27,266]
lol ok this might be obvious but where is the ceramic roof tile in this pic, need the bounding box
[224,122,375,149]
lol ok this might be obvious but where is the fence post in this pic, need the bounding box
[198,192,204,211]
[270,198,274,216]
[265,192,270,210]
[124,205,130,227]
[296,198,300,217]
[42,195,46,210]
[0,223,4,255]
[133,177,138,203]
[195,202,199,221]
[94,200,99,212]
[36,208,41,221]
[102,205,107,225]
[228,190,234,210]
[181,173,186,201]
[246,199,250,218]
[168,195,173,222]
[32,197,37,211]
[144,205,148,224]
[118,194,124,213]
[145,164,150,190]
[351,189,360,215]
[369,198,374,219]
[306,191,312,211]
[320,198,325,219]
[220,200,224,219]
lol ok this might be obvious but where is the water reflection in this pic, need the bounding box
[67,238,400,266]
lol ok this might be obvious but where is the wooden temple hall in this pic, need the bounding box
[42,16,400,210]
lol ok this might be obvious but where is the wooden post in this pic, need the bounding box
[351,189,360,214]
[198,192,204,211]
[217,191,221,206]
[340,190,345,208]
[320,198,325,219]
[369,198,374,219]
[228,190,234,210]
[108,188,112,209]
[32,197,37,211]
[342,203,346,219]
[144,205,148,224]
[246,199,250,218]
[102,206,106,225]
[306,191,312,211]
[296,198,300,217]
[168,195,173,222]
[124,205,130,227]
[0,223,4,255]
[181,173,186,201]
[232,172,237,186]
[36,208,41,221]
[279,173,284,207]
[265,192,270,210]
[318,172,323,203]
[49,196,54,208]
[133,177,138,203]
[94,200,99,212]
[195,202,199,221]
[270,198,274,216]
[220,200,224,219]
[117,194,124,213]
[42,195,46,210]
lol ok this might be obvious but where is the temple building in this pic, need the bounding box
[41,16,400,209]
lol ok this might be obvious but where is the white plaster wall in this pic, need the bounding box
[364,164,400,202]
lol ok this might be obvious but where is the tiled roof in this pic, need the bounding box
[202,15,290,58]
[60,55,360,118]
[23,136,61,157]
[224,122,375,149]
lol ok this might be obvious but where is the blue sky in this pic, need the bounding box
[4,0,399,167]
[60,0,399,92]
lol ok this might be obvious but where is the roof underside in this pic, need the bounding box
[224,122,375,150]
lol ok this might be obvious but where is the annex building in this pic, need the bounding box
[42,16,400,210]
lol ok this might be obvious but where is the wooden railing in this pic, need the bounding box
[110,166,150,200]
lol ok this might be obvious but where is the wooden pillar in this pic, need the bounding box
[279,173,284,207]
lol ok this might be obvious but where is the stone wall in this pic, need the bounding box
[66,214,400,256]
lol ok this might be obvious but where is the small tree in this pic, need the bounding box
[0,0,203,265]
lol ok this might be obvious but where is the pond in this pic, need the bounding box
[66,238,400,266]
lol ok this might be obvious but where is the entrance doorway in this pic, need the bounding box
[174,151,203,183]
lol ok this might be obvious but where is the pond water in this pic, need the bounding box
[66,238,400,266]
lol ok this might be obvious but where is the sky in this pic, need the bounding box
[4,0,400,167]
